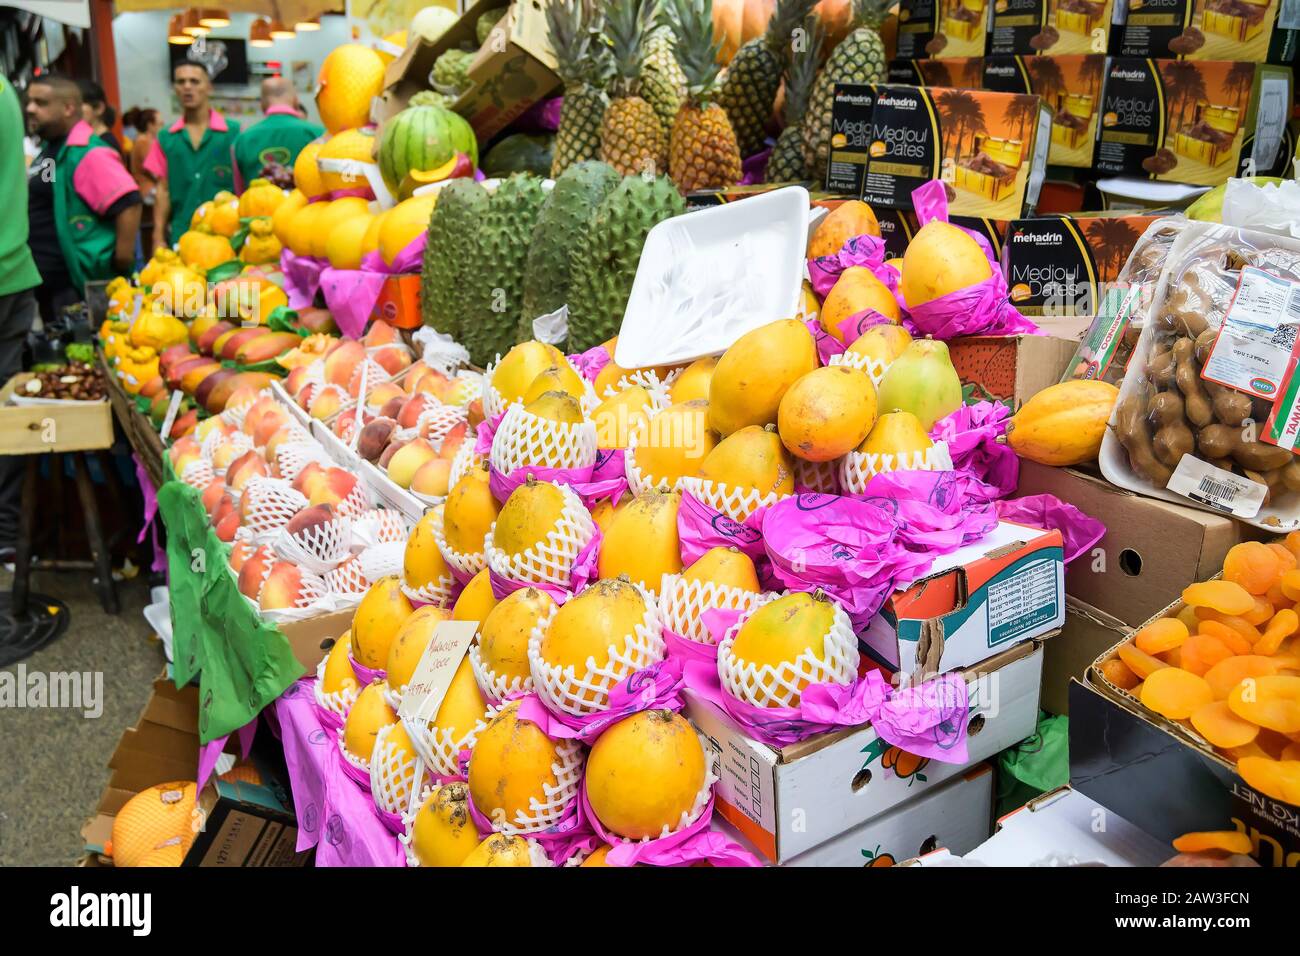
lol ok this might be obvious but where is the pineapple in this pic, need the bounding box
[718,0,818,159]
[548,0,611,178]
[667,0,742,193]
[802,0,890,178]
[766,14,823,182]
[600,0,669,177]
[640,18,687,139]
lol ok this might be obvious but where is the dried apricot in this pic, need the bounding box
[1222,542,1282,595]
[1281,569,1300,602]
[1268,543,1297,575]
[1171,830,1253,855]
[1236,757,1300,804]
[1256,608,1299,656]
[1196,619,1254,656]
[1180,633,1235,677]
[1182,580,1256,615]
[1227,675,1300,734]
[1190,700,1260,749]
[1283,743,1300,761]
[1224,741,1273,762]
[1195,611,1262,647]
[1141,667,1213,720]
[1100,658,1140,691]
[1257,730,1294,759]
[1203,655,1279,700]
[1117,642,1169,680]
[1160,648,1183,668]
[1285,531,1300,561]
[1135,618,1189,655]
[1176,605,1201,633]
[1265,581,1290,610]
[1242,595,1275,626]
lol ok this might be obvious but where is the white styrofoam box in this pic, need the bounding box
[271,378,312,430]
[615,186,809,369]
[685,642,1043,864]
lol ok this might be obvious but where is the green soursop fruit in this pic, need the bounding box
[565,173,685,352]
[520,161,621,338]
[477,7,507,44]
[421,178,490,342]
[432,49,474,94]
[460,174,548,366]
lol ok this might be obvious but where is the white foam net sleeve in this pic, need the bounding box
[717,598,859,709]
[257,566,331,619]
[658,574,777,645]
[484,484,596,588]
[624,431,677,496]
[527,585,666,716]
[489,402,598,475]
[469,639,534,705]
[840,439,953,495]
[793,456,843,494]
[358,540,408,584]
[828,349,890,388]
[480,360,509,422]
[272,511,353,574]
[448,440,487,492]
[180,458,216,490]
[237,477,310,539]
[415,404,469,451]
[678,475,786,524]
[472,733,585,836]
[201,429,254,470]
[313,655,360,718]
[353,507,410,547]
[401,704,490,779]
[349,357,392,399]
[325,554,370,597]
[370,721,429,817]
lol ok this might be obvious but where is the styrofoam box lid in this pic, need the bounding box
[1095,177,1210,205]
[614,185,810,369]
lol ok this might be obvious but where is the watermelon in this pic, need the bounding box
[378,98,479,197]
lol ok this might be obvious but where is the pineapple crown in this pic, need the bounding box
[764,0,819,52]
[666,0,724,105]
[604,0,655,94]
[782,14,824,124]
[851,0,892,30]
[546,0,610,88]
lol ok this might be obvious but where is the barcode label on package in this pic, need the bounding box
[1202,267,1300,399]
[1166,455,1268,519]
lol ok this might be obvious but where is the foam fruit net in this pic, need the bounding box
[484,484,596,588]
[490,402,598,474]
[840,440,952,495]
[658,574,777,645]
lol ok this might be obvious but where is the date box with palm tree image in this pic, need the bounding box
[1026,54,1106,166]
[1112,0,1297,62]
[896,0,988,59]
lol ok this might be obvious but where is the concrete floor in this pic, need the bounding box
[0,568,163,866]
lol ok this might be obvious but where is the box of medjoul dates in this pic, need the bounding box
[1110,0,1300,64]
[896,0,989,60]
[1095,58,1293,187]
[988,0,1113,55]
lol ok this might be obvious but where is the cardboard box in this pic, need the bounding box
[1025,55,1107,167]
[825,84,877,195]
[80,674,310,867]
[372,274,422,329]
[858,84,1052,218]
[1041,597,1129,714]
[686,641,1043,864]
[381,1,559,141]
[1072,641,1300,866]
[718,763,995,866]
[947,333,1079,407]
[1110,0,1300,63]
[278,608,354,672]
[1011,459,1254,624]
[896,0,990,59]
[0,373,113,454]
[912,784,1172,865]
[988,0,1115,55]
[1001,212,1160,316]
[861,520,1065,680]
[1095,58,1293,187]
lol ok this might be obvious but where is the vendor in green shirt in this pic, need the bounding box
[231,76,322,193]
[143,62,240,250]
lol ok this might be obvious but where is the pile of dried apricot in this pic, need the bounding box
[1103,539,1300,805]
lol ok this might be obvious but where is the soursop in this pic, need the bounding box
[520,160,621,338]
[460,174,548,366]
[432,49,473,94]
[421,178,490,342]
[565,173,685,352]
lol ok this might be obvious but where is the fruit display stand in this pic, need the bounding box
[100,352,167,493]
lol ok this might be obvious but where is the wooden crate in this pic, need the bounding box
[0,373,113,454]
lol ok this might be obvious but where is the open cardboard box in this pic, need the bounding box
[1070,596,1300,867]
[1013,460,1257,626]
[684,640,1043,864]
[80,673,309,867]
[1041,597,1129,716]
[947,333,1079,408]
[860,520,1065,681]
[715,762,995,866]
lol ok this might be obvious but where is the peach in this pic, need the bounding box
[264,424,304,465]
[251,404,292,447]
[292,461,327,496]
[410,457,452,497]
[223,384,264,413]
[295,381,321,410]
[363,320,399,347]
[436,420,469,458]
[386,437,437,488]
[397,393,436,430]
[309,467,359,509]
[201,477,227,514]
[357,418,398,462]
[193,416,232,443]
[285,503,335,537]
[379,394,406,421]
[241,394,281,438]
[332,407,359,438]
[323,339,365,388]
[237,547,273,600]
[405,362,450,396]
[228,539,256,573]
[225,450,268,491]
[309,385,348,421]
[284,364,314,400]
[214,501,240,542]
[210,439,247,474]
[466,398,484,430]
[259,561,305,610]
[378,438,407,469]
[365,381,405,412]
[373,344,412,376]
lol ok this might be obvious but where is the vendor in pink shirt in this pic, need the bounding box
[143,62,240,249]
[24,75,141,319]
[231,75,323,193]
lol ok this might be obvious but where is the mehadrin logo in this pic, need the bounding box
[876,92,918,110]
[1011,227,1063,245]
[1109,66,1149,83]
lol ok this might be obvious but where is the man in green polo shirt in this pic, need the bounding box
[231,75,322,193]
[144,62,241,249]
[0,73,42,560]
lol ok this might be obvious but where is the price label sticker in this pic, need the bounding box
[1166,455,1268,519]
[159,389,184,440]
[398,621,479,725]
[1202,267,1300,399]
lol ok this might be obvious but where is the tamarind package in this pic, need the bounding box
[1099,220,1300,528]
[856,84,1052,219]
[896,0,990,59]
[1002,211,1161,317]
[1110,0,1300,64]
[1095,58,1294,187]
[988,0,1115,55]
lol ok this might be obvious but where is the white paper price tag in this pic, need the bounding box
[1166,455,1268,519]
[159,390,184,439]
[398,621,479,724]
[1202,267,1300,399]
